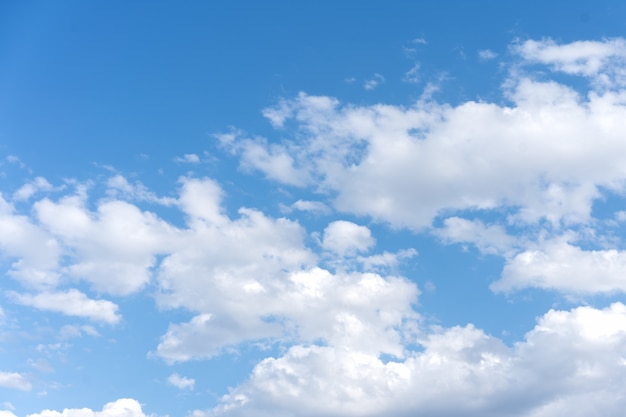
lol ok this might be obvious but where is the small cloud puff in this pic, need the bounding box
[478,49,498,60]
[322,220,375,257]
[175,153,201,163]
[168,373,195,390]
[364,73,385,90]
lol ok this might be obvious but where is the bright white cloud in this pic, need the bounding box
[0,371,31,391]
[222,42,626,231]
[168,373,195,390]
[321,221,375,256]
[10,290,121,324]
[435,217,516,255]
[493,238,626,294]
[290,200,330,214]
[197,303,626,417]
[515,37,626,87]
[156,267,418,362]
[0,194,61,289]
[13,177,55,201]
[34,192,175,296]
[25,398,148,417]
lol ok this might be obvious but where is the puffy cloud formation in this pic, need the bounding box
[223,40,626,231]
[0,371,31,391]
[168,373,195,390]
[3,37,626,417]
[25,399,148,417]
[321,221,375,256]
[198,303,626,417]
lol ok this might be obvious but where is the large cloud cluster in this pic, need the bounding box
[3,38,626,417]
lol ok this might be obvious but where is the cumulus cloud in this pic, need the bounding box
[193,303,626,417]
[492,238,626,294]
[156,267,418,362]
[290,200,330,214]
[515,37,626,87]
[321,221,375,256]
[10,290,121,324]
[221,39,626,232]
[168,373,195,390]
[0,371,31,391]
[434,217,516,255]
[13,177,55,201]
[25,398,148,417]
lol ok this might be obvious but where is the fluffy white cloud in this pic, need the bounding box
[34,193,175,296]
[199,303,626,417]
[492,238,626,294]
[220,39,626,231]
[156,267,419,362]
[10,290,121,324]
[0,194,61,289]
[515,38,626,87]
[25,398,148,417]
[168,373,195,390]
[13,177,55,201]
[434,217,516,255]
[321,221,375,256]
[0,371,31,391]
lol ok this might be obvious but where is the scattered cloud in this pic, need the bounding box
[403,63,420,84]
[321,221,375,257]
[168,373,195,390]
[175,153,201,164]
[364,73,385,90]
[200,303,626,417]
[25,398,149,417]
[0,371,31,391]
[478,49,498,60]
[10,290,121,324]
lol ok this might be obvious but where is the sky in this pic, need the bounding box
[2,1,626,416]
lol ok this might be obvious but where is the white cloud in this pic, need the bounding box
[0,371,31,391]
[197,303,626,417]
[226,44,626,231]
[291,200,330,214]
[155,267,418,362]
[0,194,61,289]
[364,73,385,90]
[434,217,516,255]
[492,238,626,294]
[34,192,175,296]
[515,37,626,87]
[321,221,375,257]
[13,177,55,201]
[175,153,201,164]
[10,290,121,324]
[0,412,17,417]
[25,398,148,417]
[168,373,195,390]
[59,324,100,339]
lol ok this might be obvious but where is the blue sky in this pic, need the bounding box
[2,1,626,416]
